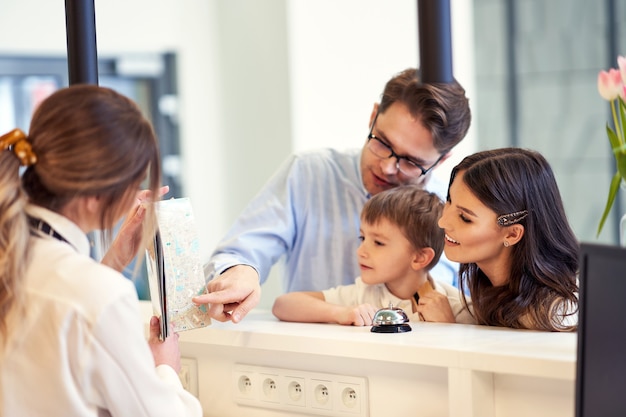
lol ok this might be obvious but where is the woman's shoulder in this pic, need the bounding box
[28,238,138,315]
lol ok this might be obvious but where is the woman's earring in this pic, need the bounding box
[503,241,510,247]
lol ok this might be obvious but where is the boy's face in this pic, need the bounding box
[357,218,418,286]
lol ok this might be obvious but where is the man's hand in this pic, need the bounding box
[192,265,261,323]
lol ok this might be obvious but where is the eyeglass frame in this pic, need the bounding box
[366,111,445,177]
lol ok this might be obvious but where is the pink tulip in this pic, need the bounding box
[598,68,624,101]
[597,56,626,236]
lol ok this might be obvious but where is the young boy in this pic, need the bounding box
[272,186,474,326]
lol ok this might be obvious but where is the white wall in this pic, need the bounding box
[286,0,477,185]
[0,0,226,258]
[0,1,477,304]
[286,0,420,152]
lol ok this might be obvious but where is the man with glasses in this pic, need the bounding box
[195,68,471,323]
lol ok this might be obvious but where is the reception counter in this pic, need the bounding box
[141,302,576,417]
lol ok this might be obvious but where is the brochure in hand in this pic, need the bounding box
[145,197,211,338]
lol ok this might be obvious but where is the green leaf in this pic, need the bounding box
[607,125,620,150]
[597,172,623,236]
[618,151,626,181]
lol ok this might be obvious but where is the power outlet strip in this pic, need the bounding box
[233,364,368,416]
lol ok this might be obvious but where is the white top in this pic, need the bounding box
[1,205,202,417]
[322,277,476,324]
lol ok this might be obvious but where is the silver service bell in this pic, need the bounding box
[371,302,412,333]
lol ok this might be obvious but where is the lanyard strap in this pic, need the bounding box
[28,216,70,245]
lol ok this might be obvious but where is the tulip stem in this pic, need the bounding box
[611,100,624,146]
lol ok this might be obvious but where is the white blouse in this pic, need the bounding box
[1,205,202,417]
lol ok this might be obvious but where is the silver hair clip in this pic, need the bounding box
[497,210,529,227]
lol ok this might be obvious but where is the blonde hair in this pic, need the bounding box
[0,85,162,343]
[0,149,30,341]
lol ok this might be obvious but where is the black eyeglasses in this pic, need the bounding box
[366,113,444,177]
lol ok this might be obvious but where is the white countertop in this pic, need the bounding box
[169,306,576,381]
[140,301,577,417]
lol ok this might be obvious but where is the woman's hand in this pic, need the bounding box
[101,186,169,272]
[148,316,181,372]
[414,291,456,323]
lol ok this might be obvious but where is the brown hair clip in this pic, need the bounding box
[0,128,37,166]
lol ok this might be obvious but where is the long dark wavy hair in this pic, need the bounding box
[450,148,579,332]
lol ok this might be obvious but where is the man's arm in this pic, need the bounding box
[197,155,308,323]
[204,154,303,284]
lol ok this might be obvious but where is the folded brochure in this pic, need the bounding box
[145,197,211,338]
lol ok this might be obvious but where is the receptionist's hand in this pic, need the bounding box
[148,316,181,373]
[192,264,261,323]
[101,186,169,272]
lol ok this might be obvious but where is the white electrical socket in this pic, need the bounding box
[260,373,280,403]
[284,375,306,407]
[233,367,258,402]
[179,357,199,397]
[232,364,368,416]
[310,379,333,410]
[337,381,362,414]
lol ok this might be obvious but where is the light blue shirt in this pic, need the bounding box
[204,148,458,292]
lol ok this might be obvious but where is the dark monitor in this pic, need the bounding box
[575,242,626,417]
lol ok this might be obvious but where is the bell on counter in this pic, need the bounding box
[370,302,412,333]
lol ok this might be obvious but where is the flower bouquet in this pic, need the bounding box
[596,56,626,236]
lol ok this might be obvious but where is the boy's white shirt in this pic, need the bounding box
[322,276,475,324]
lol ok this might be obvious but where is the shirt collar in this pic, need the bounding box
[25,204,91,256]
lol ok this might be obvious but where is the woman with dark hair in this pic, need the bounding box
[416,147,579,332]
[0,85,202,415]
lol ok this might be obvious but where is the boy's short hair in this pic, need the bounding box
[361,185,444,271]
